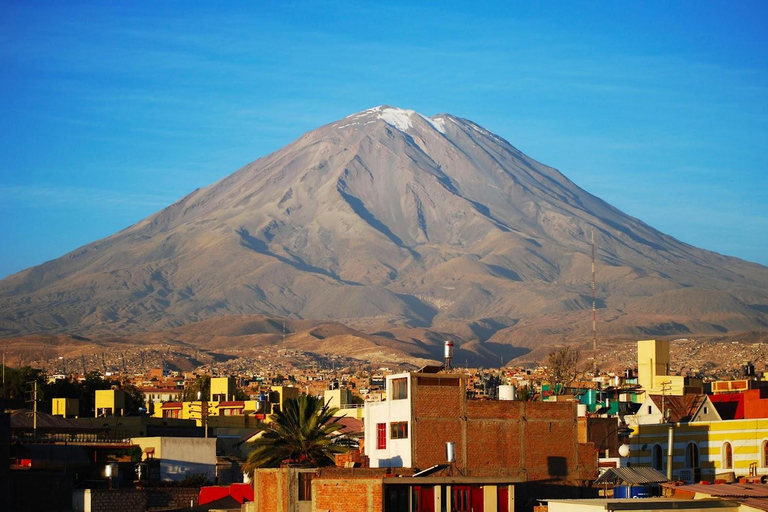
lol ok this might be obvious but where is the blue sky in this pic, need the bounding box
[1,1,767,278]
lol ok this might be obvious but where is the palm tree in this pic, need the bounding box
[243,394,350,475]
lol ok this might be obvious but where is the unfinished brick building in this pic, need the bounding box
[365,369,597,483]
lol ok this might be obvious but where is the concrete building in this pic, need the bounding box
[637,340,703,396]
[52,397,79,418]
[211,376,237,402]
[631,394,721,425]
[364,369,596,483]
[130,436,217,482]
[95,389,126,417]
[627,418,768,482]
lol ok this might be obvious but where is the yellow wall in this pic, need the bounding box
[211,377,236,401]
[95,390,126,417]
[629,418,768,479]
[52,398,79,418]
[638,339,670,393]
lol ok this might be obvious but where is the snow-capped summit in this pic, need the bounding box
[2,106,767,352]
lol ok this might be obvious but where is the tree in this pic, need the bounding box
[182,375,211,402]
[243,395,349,476]
[547,345,581,395]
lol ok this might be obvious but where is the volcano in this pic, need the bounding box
[2,106,767,355]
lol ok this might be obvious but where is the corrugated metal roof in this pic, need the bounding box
[670,482,768,498]
[594,466,670,485]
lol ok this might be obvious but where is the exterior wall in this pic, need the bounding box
[364,371,595,483]
[211,377,236,401]
[271,386,300,408]
[252,469,284,512]
[52,397,79,418]
[95,390,126,417]
[638,339,670,394]
[627,418,768,480]
[324,389,352,409]
[73,488,200,512]
[578,416,623,457]
[314,475,383,512]
[365,373,412,468]
[130,436,216,482]
[744,389,768,419]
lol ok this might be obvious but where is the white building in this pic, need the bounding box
[364,372,412,468]
[130,436,217,482]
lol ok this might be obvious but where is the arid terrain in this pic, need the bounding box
[1,107,767,365]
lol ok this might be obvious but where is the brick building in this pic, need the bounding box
[364,369,597,483]
[248,467,521,512]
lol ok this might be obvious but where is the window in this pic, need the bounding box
[704,406,708,415]
[452,487,470,512]
[163,409,180,419]
[685,442,700,468]
[298,472,313,501]
[723,442,733,469]
[762,440,768,467]
[652,444,663,471]
[390,421,408,440]
[648,405,652,414]
[377,423,387,450]
[391,378,408,400]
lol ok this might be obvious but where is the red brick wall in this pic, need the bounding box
[252,469,281,512]
[313,479,382,512]
[410,375,593,483]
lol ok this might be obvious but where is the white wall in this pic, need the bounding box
[364,373,412,468]
[131,436,217,482]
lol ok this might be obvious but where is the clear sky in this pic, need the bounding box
[1,1,767,279]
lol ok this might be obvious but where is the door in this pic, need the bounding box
[412,485,435,512]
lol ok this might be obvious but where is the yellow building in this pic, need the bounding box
[211,376,237,402]
[269,385,300,413]
[52,398,79,418]
[637,339,703,396]
[153,385,301,428]
[323,388,364,420]
[628,418,768,482]
[95,389,126,417]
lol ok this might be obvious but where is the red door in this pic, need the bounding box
[497,486,508,512]
[470,486,484,512]
[413,486,434,512]
[452,486,484,512]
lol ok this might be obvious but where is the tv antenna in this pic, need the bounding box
[591,229,597,375]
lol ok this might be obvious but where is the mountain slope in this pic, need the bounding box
[1,106,767,351]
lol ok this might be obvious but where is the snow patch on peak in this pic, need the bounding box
[338,106,447,135]
[378,107,415,132]
[430,116,447,134]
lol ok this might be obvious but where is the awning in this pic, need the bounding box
[595,467,669,485]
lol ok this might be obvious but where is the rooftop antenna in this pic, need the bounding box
[591,229,597,376]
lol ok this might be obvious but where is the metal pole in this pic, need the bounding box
[667,424,674,480]
[33,381,38,436]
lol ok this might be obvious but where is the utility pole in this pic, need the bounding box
[26,381,39,437]
[81,355,87,376]
[197,391,209,438]
[660,380,672,423]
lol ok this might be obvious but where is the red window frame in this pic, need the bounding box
[377,423,387,449]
